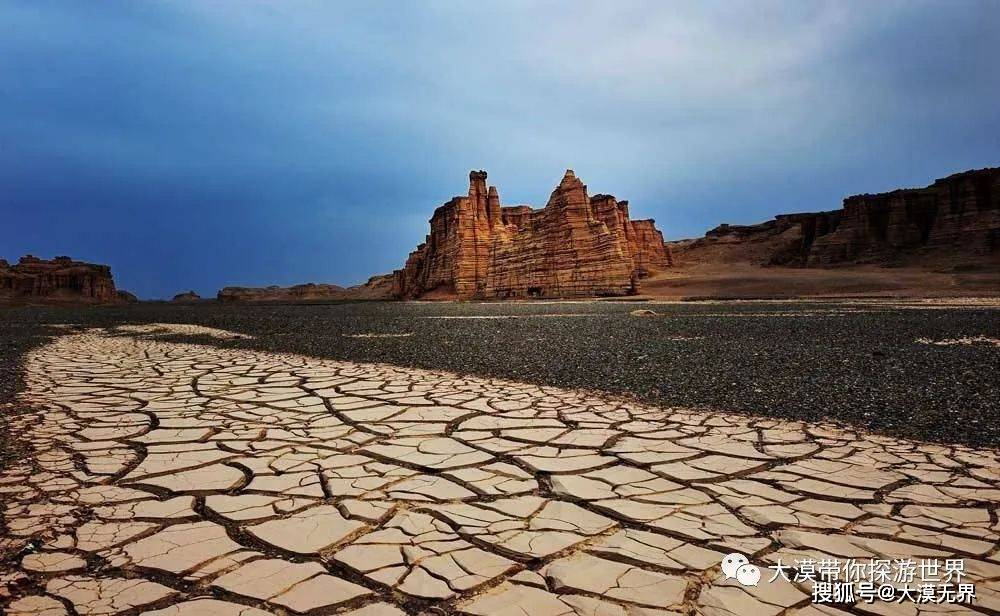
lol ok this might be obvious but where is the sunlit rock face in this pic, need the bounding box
[392,170,671,299]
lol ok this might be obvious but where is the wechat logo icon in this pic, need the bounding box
[722,553,762,587]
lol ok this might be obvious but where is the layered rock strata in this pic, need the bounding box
[808,167,999,264]
[0,255,120,303]
[675,167,999,267]
[393,170,671,299]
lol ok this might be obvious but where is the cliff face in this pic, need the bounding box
[630,218,674,274]
[392,170,671,299]
[807,167,999,265]
[674,167,999,268]
[0,255,120,303]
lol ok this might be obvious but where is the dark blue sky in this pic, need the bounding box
[2,1,998,298]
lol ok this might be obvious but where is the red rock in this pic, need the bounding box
[392,170,671,299]
[629,217,674,273]
[0,255,121,303]
[351,273,395,299]
[172,291,202,302]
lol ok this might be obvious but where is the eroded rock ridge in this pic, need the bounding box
[675,167,1000,267]
[218,275,394,302]
[809,167,999,264]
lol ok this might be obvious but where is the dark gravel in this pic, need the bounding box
[1,300,998,448]
[0,318,61,470]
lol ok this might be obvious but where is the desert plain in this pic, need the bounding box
[1,299,998,616]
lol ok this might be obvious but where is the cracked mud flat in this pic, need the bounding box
[2,324,999,615]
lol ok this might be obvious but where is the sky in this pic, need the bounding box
[2,1,998,299]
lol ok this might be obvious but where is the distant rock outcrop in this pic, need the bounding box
[673,167,999,267]
[0,255,120,303]
[117,290,139,303]
[392,170,671,299]
[350,274,395,299]
[217,276,394,303]
[172,291,201,302]
[218,283,345,302]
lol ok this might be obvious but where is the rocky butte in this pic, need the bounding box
[0,255,125,303]
[171,291,202,302]
[393,170,672,299]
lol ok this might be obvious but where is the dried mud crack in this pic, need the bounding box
[2,324,999,615]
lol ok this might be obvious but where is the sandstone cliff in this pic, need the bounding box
[672,167,999,268]
[0,255,121,303]
[392,170,671,299]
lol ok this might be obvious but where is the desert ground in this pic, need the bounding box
[1,300,999,615]
[640,263,1000,300]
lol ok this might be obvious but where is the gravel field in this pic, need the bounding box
[1,299,998,448]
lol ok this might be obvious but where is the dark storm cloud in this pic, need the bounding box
[2,1,998,298]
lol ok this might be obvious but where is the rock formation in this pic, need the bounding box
[392,170,671,299]
[172,291,202,302]
[807,167,998,264]
[217,275,394,302]
[218,283,346,302]
[350,273,395,299]
[0,255,120,303]
[673,167,999,267]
